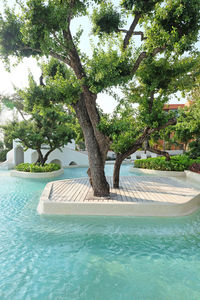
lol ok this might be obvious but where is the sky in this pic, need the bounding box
[0,0,199,122]
[0,0,119,118]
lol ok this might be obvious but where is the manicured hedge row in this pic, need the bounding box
[134,155,200,171]
[15,163,61,173]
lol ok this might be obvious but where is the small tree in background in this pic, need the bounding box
[0,141,3,150]
[173,65,200,158]
[1,68,77,165]
[7,107,76,165]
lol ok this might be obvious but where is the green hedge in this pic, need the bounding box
[134,155,200,171]
[15,163,61,173]
[0,149,9,162]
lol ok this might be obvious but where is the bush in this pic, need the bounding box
[189,163,200,174]
[15,163,61,172]
[134,155,200,171]
[0,149,9,162]
[188,140,200,159]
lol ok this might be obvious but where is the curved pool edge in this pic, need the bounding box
[10,168,64,178]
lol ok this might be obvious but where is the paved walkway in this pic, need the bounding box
[38,176,200,216]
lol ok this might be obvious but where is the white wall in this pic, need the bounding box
[131,150,183,160]
[45,147,89,167]
[9,140,89,167]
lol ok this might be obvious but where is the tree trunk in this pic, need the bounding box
[113,144,143,188]
[113,119,177,188]
[35,149,42,165]
[73,95,110,197]
[35,148,55,166]
[113,154,123,188]
[42,149,55,166]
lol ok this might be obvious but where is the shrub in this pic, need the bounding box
[0,149,9,162]
[0,141,4,150]
[188,140,200,159]
[15,163,61,172]
[134,155,200,171]
[189,163,200,174]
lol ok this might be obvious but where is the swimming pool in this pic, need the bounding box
[0,165,200,299]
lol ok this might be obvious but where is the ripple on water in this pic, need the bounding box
[1,168,200,299]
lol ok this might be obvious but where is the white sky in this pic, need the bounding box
[0,0,199,121]
[0,0,118,116]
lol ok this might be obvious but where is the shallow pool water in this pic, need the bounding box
[1,165,200,300]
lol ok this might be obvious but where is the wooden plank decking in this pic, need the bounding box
[38,176,200,216]
[49,176,197,204]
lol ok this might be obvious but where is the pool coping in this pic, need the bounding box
[130,167,185,177]
[11,168,64,178]
[131,168,200,183]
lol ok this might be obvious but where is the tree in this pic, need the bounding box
[1,71,77,165]
[0,140,3,150]
[99,56,198,187]
[0,120,17,150]
[174,73,200,158]
[0,93,27,120]
[0,0,200,196]
[12,109,76,165]
[2,105,76,165]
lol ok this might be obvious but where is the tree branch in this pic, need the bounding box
[148,117,176,135]
[146,146,171,161]
[49,50,71,67]
[123,13,141,49]
[149,91,154,113]
[118,28,128,33]
[52,32,71,52]
[115,116,176,163]
[132,51,147,74]
[132,46,166,74]
[133,31,147,41]
[119,29,147,41]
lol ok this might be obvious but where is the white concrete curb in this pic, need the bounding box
[37,175,200,217]
[10,168,64,178]
[130,167,185,177]
[38,192,200,217]
[185,170,200,183]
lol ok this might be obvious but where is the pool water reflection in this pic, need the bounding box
[0,165,200,300]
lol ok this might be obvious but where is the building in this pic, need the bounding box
[0,139,89,169]
[156,103,189,151]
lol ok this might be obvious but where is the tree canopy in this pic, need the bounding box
[1,65,77,165]
[0,0,200,195]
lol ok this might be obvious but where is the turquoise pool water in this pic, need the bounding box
[0,165,200,300]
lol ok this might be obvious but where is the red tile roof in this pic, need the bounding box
[163,104,185,110]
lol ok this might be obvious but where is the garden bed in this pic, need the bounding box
[11,168,64,178]
[11,163,64,178]
[134,155,200,171]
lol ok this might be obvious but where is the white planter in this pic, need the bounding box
[185,170,200,183]
[130,167,185,177]
[10,168,64,178]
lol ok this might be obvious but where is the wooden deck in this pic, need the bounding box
[38,176,200,216]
